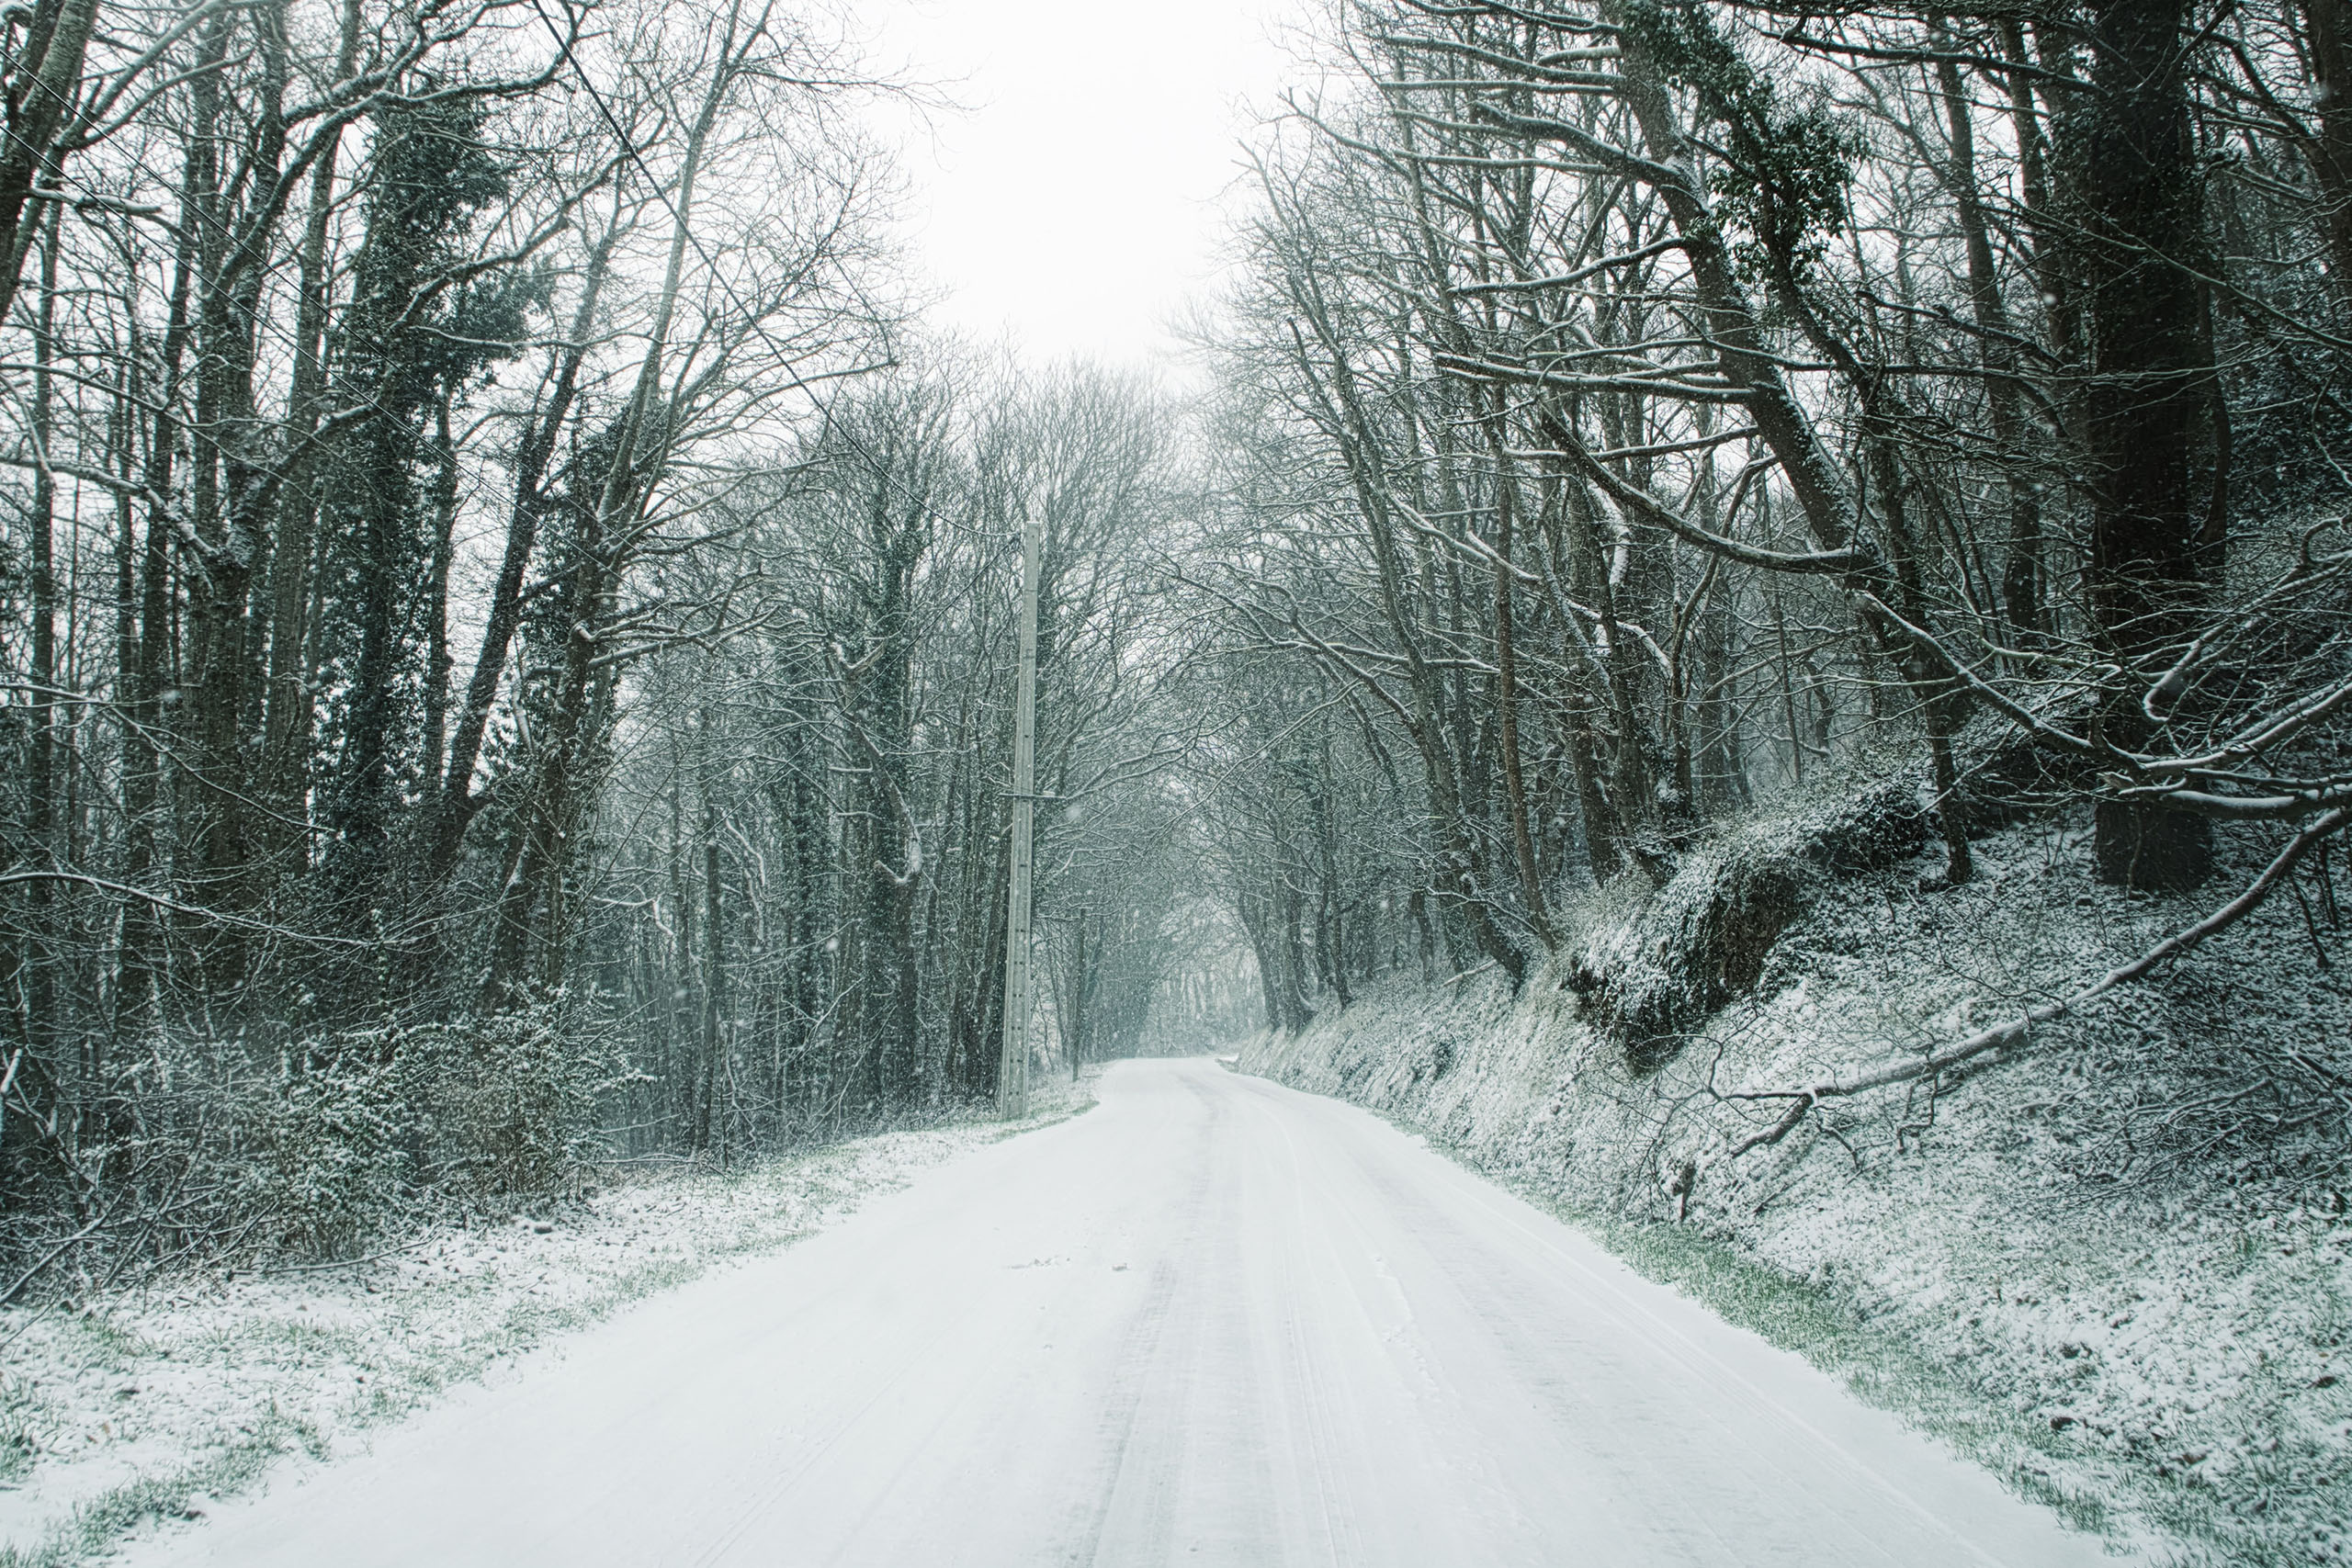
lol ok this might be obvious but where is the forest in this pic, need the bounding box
[4,0,2349,1303]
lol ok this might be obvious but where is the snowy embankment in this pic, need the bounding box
[1241,795,2352,1568]
[0,1081,1096,1568]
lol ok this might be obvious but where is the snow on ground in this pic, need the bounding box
[0,1077,1096,1568]
[1242,802,2352,1568]
[116,1061,2109,1567]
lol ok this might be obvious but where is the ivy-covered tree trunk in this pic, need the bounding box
[321,97,516,939]
[2075,0,2215,889]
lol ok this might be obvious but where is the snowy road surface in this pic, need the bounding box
[134,1059,2113,1567]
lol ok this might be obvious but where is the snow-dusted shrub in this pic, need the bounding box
[233,1001,630,1258]
[1566,779,1927,1072]
[239,1033,416,1260]
[413,1002,629,1202]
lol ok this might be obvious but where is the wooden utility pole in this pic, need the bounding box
[997,512,1042,1117]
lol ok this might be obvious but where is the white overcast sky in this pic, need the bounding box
[858,0,1319,373]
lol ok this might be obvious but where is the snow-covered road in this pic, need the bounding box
[132,1059,2113,1567]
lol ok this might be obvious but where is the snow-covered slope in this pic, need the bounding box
[1240,800,2352,1568]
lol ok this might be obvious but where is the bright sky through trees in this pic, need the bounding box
[865,0,1311,368]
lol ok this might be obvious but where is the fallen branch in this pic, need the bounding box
[1444,959,1498,987]
[1724,808,2352,1157]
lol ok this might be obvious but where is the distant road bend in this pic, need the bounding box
[141,1060,2112,1567]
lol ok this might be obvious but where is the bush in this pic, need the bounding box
[233,998,630,1260]
[415,1003,628,1202]
[238,1036,414,1260]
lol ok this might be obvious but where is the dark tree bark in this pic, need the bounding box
[2074,0,2215,888]
[0,0,98,328]
[255,0,364,881]
[1935,43,2045,644]
[2300,0,2352,305]
[427,228,619,887]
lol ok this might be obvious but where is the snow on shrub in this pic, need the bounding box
[232,999,634,1260]
[240,1035,415,1259]
[415,1002,635,1202]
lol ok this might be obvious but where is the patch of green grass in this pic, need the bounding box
[0,1379,51,1487]
[60,1314,150,1370]
[1603,1202,2352,1565]
[1549,1197,2122,1535]
[0,1412,321,1568]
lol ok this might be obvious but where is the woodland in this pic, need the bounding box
[4,0,2350,1302]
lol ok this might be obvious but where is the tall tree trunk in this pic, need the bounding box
[21,194,61,1066]
[2001,20,2086,382]
[1936,43,2046,644]
[419,397,460,798]
[185,1,293,982]
[428,229,619,886]
[486,24,737,1000]
[258,0,363,864]
[1286,294,1526,983]
[699,810,724,1156]
[2075,0,2214,888]
[1484,404,1555,948]
[2300,0,2352,306]
[1235,877,1283,1032]
[119,13,220,1012]
[1278,870,1315,1032]
[0,0,97,326]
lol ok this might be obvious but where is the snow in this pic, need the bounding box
[0,1084,1094,1566]
[101,1059,2107,1566]
[1241,804,2352,1566]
